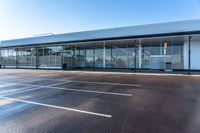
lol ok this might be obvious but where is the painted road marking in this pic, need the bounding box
[70,80,141,87]
[1,86,43,97]
[0,81,70,97]
[0,81,133,97]
[49,86,133,97]
[0,96,112,118]
[0,83,17,88]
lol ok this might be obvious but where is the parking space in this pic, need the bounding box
[0,69,200,133]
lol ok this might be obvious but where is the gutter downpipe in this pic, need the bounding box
[188,36,192,74]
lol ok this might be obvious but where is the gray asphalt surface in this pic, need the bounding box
[0,69,200,133]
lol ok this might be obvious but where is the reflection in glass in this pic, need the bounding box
[151,39,161,55]
[37,46,62,69]
[173,38,183,69]
[75,47,85,68]
[95,43,103,68]
[141,40,151,68]
[0,37,184,70]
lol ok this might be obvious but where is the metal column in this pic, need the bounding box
[139,39,142,69]
[103,42,106,68]
[188,36,192,74]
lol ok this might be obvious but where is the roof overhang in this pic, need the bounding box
[1,19,200,48]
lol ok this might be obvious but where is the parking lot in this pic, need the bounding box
[0,69,200,133]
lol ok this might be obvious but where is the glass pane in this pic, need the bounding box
[38,48,44,67]
[151,39,161,55]
[85,48,94,68]
[75,46,85,68]
[116,46,128,68]
[95,44,103,68]
[56,46,62,68]
[162,38,172,55]
[141,39,151,68]
[105,42,117,68]
[151,57,164,69]
[173,38,183,69]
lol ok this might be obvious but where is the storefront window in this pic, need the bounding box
[105,45,116,68]
[162,38,173,55]
[0,37,184,70]
[151,39,161,55]
[141,39,151,69]
[95,43,103,68]
[75,46,85,68]
[173,38,183,69]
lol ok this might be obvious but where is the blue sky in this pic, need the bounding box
[0,0,200,40]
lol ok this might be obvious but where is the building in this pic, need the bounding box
[0,19,200,72]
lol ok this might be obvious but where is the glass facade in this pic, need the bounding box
[16,47,36,68]
[0,37,184,70]
[37,46,62,69]
[141,39,151,69]
[0,49,16,68]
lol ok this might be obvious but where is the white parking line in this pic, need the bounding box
[71,80,141,87]
[1,86,43,97]
[49,86,133,97]
[0,96,112,118]
[0,81,133,97]
[0,82,39,87]
[0,83,18,88]
[4,85,132,97]
[47,81,71,87]
[0,81,70,97]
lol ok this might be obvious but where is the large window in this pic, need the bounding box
[162,38,173,55]
[1,49,16,68]
[75,46,85,68]
[173,38,183,69]
[16,47,36,68]
[141,39,151,69]
[37,46,62,69]
[94,42,103,68]
[116,45,128,68]
[1,47,36,68]
[0,37,184,70]
[151,39,161,55]
[149,37,184,70]
[27,48,36,67]
[85,48,94,68]
[63,45,75,69]
[105,45,116,68]
[105,40,139,69]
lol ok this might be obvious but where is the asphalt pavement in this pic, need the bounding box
[0,69,200,133]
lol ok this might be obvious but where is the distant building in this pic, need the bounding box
[0,19,200,72]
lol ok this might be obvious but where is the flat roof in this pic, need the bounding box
[1,19,200,47]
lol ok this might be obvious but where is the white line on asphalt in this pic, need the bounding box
[71,80,141,87]
[49,86,133,97]
[0,83,17,88]
[0,81,69,97]
[47,81,71,87]
[0,86,38,96]
[0,82,39,87]
[1,86,43,97]
[0,81,132,97]
[0,96,112,118]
